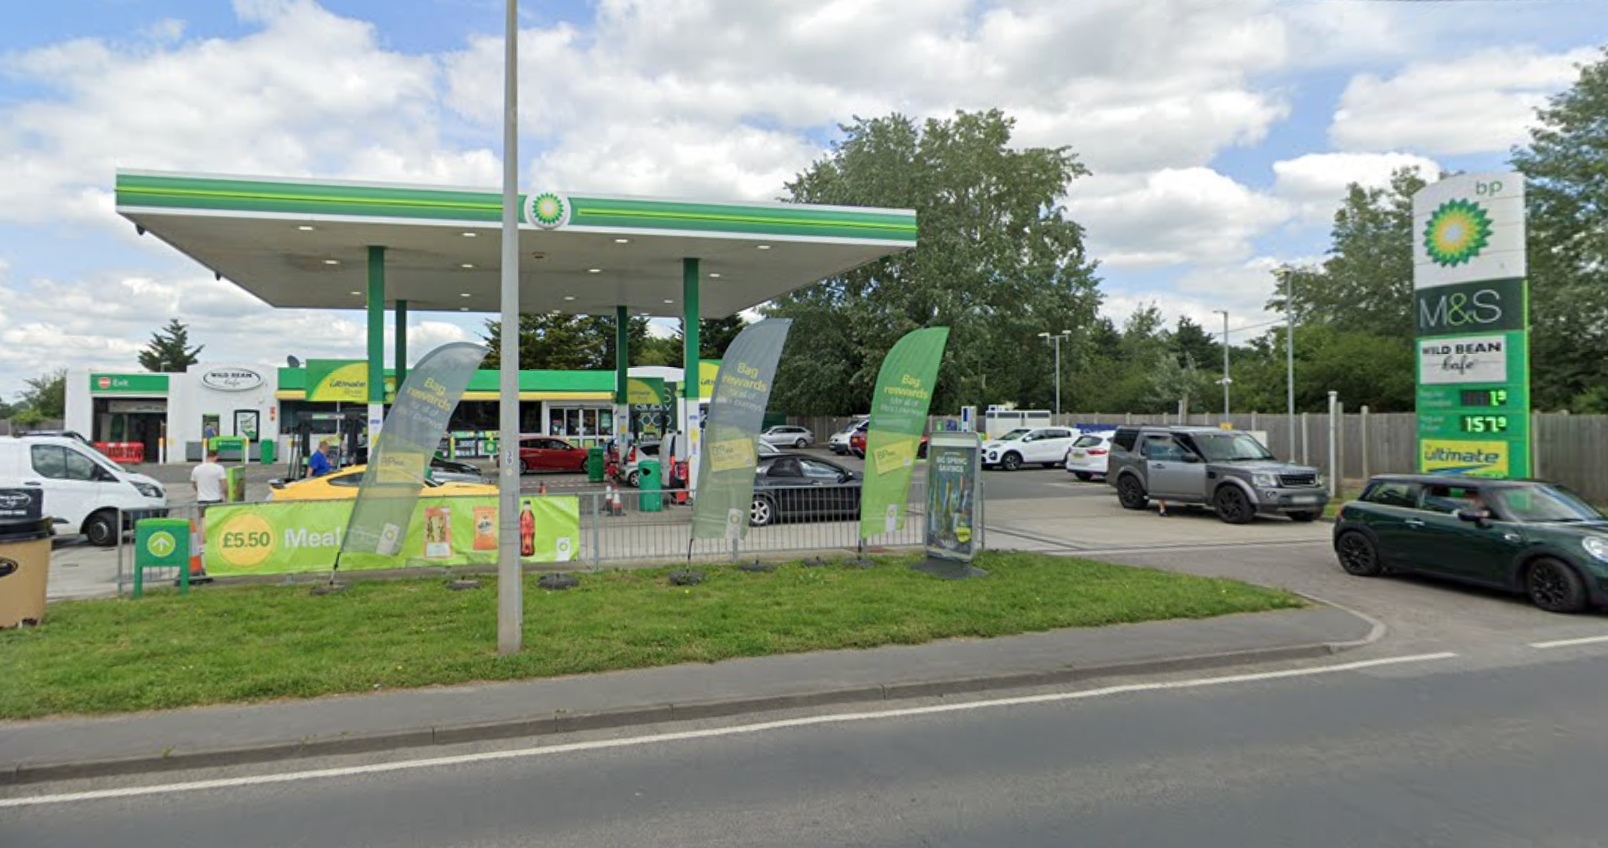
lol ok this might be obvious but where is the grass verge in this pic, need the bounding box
[1,551,1301,719]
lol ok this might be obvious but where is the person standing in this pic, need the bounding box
[191,448,227,508]
[308,441,332,477]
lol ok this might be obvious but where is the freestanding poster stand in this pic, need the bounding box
[913,431,985,580]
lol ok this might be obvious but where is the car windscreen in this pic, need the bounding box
[1188,433,1274,462]
[1492,486,1607,523]
[997,429,1029,441]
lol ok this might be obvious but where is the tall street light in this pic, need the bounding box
[1283,270,1296,457]
[1212,309,1231,418]
[1038,330,1070,416]
[497,0,522,655]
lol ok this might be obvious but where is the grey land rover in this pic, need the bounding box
[1106,425,1330,523]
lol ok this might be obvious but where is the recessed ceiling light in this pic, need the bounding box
[708,272,722,278]
[462,231,477,238]
[756,244,771,250]
[324,259,341,265]
[587,268,601,274]
[460,292,472,298]
[563,295,576,301]
[461,263,475,269]
[350,291,361,296]
[531,251,546,260]
[614,238,630,244]
[663,299,674,304]
[460,306,469,312]
[297,225,315,232]
[639,311,651,316]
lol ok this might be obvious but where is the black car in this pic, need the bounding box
[750,454,861,527]
[1335,474,1608,613]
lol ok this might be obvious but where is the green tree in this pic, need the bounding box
[1170,316,1220,374]
[137,319,203,373]
[767,109,1102,415]
[695,315,746,360]
[1512,47,1608,410]
[15,368,67,423]
[480,313,650,370]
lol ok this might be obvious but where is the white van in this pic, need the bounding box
[0,436,168,546]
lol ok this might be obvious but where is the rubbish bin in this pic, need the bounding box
[587,446,606,482]
[638,460,663,512]
[260,438,276,464]
[0,488,52,628]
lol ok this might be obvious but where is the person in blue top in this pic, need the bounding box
[308,441,332,477]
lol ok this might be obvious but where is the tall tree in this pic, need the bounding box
[481,313,650,370]
[1512,47,1608,411]
[138,319,203,373]
[766,109,1102,415]
[15,368,67,423]
[694,315,746,360]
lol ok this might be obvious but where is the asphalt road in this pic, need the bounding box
[7,646,1608,847]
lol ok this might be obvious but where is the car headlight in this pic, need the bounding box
[1583,536,1608,562]
[134,482,164,499]
[1252,472,1278,488]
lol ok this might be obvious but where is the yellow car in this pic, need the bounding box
[267,465,498,502]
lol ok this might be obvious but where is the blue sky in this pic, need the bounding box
[0,0,1602,399]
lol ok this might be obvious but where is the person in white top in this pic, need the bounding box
[191,448,228,507]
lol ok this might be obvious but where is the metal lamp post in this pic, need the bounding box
[1038,330,1070,416]
[497,0,522,655]
[1212,309,1230,418]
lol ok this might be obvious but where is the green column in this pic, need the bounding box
[395,298,408,388]
[615,305,629,406]
[367,246,386,437]
[683,258,700,403]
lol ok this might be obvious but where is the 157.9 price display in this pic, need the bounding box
[1460,414,1509,434]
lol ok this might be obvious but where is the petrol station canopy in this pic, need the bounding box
[115,170,918,319]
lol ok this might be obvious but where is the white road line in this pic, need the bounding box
[1529,634,1608,649]
[0,651,1457,809]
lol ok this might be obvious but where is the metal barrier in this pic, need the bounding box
[115,482,928,592]
[94,442,146,464]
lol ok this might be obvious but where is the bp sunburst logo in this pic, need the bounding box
[1423,199,1493,267]
[524,192,570,229]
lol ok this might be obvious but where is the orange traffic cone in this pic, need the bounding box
[538,481,548,495]
[606,483,624,517]
[186,517,211,584]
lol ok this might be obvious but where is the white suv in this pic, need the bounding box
[760,425,814,449]
[981,427,1079,471]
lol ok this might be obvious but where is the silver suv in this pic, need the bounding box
[1106,426,1329,523]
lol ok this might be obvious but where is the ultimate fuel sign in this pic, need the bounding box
[1413,173,1529,477]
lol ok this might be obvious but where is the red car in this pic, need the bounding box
[504,436,588,474]
[849,429,928,459]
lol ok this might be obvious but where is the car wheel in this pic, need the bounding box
[1336,531,1384,576]
[1527,557,1588,613]
[518,459,529,475]
[1001,452,1022,471]
[1213,486,1255,524]
[1074,472,1093,482]
[84,509,118,547]
[1288,511,1319,522]
[1116,475,1148,510]
[795,438,807,449]
[750,494,776,527]
[626,470,640,488]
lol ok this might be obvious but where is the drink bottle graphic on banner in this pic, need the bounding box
[519,500,536,557]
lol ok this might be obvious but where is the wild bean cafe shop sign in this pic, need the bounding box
[1412,173,1530,477]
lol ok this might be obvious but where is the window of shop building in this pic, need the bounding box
[546,406,614,443]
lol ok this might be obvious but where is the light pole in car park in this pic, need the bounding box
[1212,309,1231,418]
[1038,330,1070,417]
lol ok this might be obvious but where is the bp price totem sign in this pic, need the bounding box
[1413,173,1529,477]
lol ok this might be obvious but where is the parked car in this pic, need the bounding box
[617,441,659,487]
[981,427,1079,470]
[760,425,815,449]
[1063,431,1115,481]
[1335,474,1608,613]
[848,428,928,460]
[498,436,588,474]
[750,454,861,527]
[1106,426,1328,523]
[828,419,868,455]
[0,435,167,546]
[268,465,497,501]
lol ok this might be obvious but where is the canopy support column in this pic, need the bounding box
[395,299,408,388]
[683,258,700,493]
[615,305,630,450]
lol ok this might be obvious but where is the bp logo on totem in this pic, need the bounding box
[215,512,276,569]
[1424,199,1494,267]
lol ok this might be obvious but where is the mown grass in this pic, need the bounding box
[0,551,1301,719]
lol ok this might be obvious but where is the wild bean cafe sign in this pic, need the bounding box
[1412,173,1529,477]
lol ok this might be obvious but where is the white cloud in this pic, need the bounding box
[1069,169,1290,269]
[1272,151,1441,223]
[1330,46,1598,155]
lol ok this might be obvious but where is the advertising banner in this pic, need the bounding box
[628,377,672,441]
[305,360,369,403]
[691,321,792,540]
[339,343,487,564]
[204,495,580,575]
[1412,173,1530,477]
[860,327,950,539]
[924,432,981,563]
